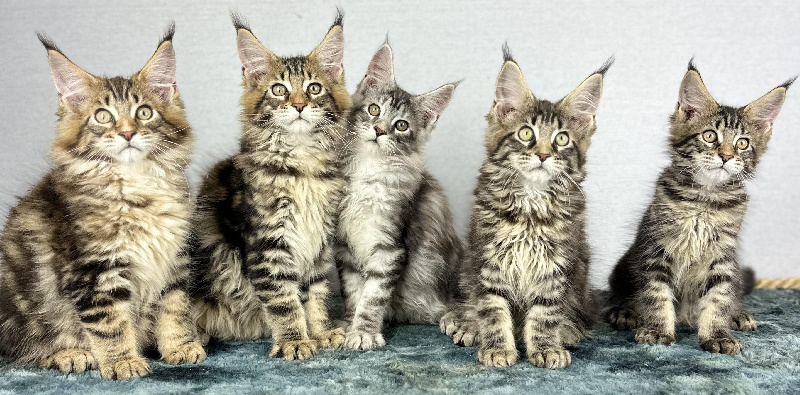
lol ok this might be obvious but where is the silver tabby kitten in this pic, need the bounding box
[441,47,611,369]
[336,43,461,350]
[606,61,791,355]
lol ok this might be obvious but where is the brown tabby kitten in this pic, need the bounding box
[606,61,791,355]
[191,12,350,361]
[0,25,204,380]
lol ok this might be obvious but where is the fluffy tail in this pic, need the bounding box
[742,267,756,295]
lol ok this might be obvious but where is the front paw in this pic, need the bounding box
[41,348,97,373]
[439,311,461,336]
[731,310,757,332]
[700,336,742,356]
[162,341,207,365]
[635,328,675,345]
[344,330,386,350]
[606,307,639,331]
[315,328,346,349]
[270,339,318,361]
[528,348,571,370]
[477,347,518,367]
[452,320,480,347]
[99,357,152,380]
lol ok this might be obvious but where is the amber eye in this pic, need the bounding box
[736,138,750,150]
[307,83,322,95]
[95,109,113,124]
[702,130,718,143]
[395,120,409,132]
[554,132,570,146]
[272,84,287,96]
[517,127,534,142]
[136,105,153,120]
[368,104,381,116]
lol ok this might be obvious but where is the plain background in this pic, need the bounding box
[0,1,797,288]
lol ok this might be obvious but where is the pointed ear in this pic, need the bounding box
[39,34,95,111]
[744,81,791,134]
[139,25,177,103]
[677,63,717,121]
[361,43,394,91]
[414,83,457,128]
[493,60,532,120]
[310,23,345,83]
[561,74,604,128]
[236,28,275,88]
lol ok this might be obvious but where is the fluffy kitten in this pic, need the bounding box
[440,47,611,369]
[190,13,350,361]
[0,26,204,380]
[336,43,461,350]
[606,61,791,355]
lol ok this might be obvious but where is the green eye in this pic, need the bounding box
[395,120,409,132]
[702,130,717,143]
[555,132,570,146]
[272,84,287,96]
[95,109,113,124]
[736,138,750,150]
[368,104,380,116]
[517,127,534,142]
[136,105,153,120]
[307,83,322,95]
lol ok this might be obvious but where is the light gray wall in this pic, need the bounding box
[1,0,798,287]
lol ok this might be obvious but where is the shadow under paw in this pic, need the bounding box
[606,307,639,331]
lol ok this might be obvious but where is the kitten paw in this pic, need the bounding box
[314,328,346,349]
[162,341,207,365]
[477,347,518,367]
[452,321,480,347]
[700,336,742,355]
[344,331,386,350]
[635,328,674,345]
[731,310,757,331]
[528,348,572,370]
[269,339,318,361]
[439,311,461,336]
[606,307,639,331]
[99,357,152,380]
[41,348,96,374]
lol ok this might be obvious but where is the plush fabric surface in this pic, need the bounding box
[1,289,798,394]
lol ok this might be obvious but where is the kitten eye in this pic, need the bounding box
[736,138,750,150]
[272,84,287,96]
[95,109,113,124]
[702,130,717,143]
[368,104,380,116]
[307,83,322,95]
[517,127,534,142]
[395,120,409,132]
[555,132,570,146]
[136,105,153,120]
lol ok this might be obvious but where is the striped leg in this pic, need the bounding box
[634,262,676,345]
[475,289,517,367]
[156,285,207,365]
[525,280,571,369]
[344,246,405,350]
[335,245,363,328]
[305,244,344,349]
[697,261,741,355]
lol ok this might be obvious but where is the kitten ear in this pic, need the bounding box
[233,14,276,88]
[560,57,612,128]
[677,60,717,120]
[743,78,793,134]
[139,23,177,103]
[492,46,533,120]
[39,34,95,111]
[414,82,457,128]
[310,10,345,83]
[361,43,395,91]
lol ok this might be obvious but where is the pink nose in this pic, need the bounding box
[374,126,386,136]
[536,153,551,162]
[720,153,734,163]
[119,131,136,141]
[292,103,306,112]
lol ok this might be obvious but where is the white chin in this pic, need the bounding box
[523,168,553,188]
[285,118,312,133]
[696,168,731,187]
[115,147,145,163]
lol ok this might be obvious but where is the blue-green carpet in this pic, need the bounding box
[1,290,799,394]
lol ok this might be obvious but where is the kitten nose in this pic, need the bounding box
[119,131,137,141]
[291,103,306,112]
[720,153,734,163]
[536,153,551,162]
[374,126,386,136]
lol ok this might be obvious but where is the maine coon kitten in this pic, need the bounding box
[440,47,611,369]
[606,62,791,355]
[335,43,461,350]
[0,26,204,380]
[190,13,350,361]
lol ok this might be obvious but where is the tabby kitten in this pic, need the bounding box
[336,43,461,350]
[191,13,350,361]
[0,26,204,380]
[440,47,611,369]
[606,61,791,355]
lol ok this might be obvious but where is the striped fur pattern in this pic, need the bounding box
[606,61,791,356]
[336,43,461,350]
[0,27,205,381]
[440,48,611,369]
[190,12,351,360]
